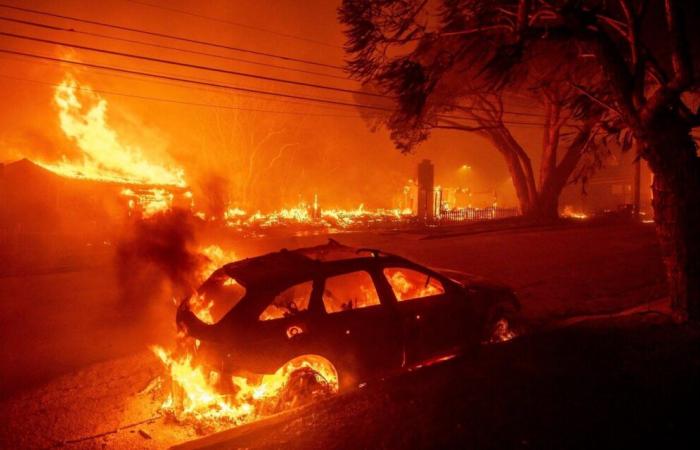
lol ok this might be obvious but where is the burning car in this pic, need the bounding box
[175,239,520,397]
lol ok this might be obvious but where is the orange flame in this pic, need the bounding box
[38,76,185,187]
[152,346,338,430]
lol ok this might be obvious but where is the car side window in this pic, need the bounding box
[259,281,313,321]
[322,271,381,314]
[383,268,445,302]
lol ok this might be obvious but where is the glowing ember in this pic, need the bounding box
[238,202,412,229]
[151,346,338,431]
[38,76,185,187]
[121,188,174,218]
[562,206,588,220]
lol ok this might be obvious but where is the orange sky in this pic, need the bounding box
[0,0,541,211]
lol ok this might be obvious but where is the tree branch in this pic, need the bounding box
[435,118,497,132]
[665,0,692,89]
[570,83,621,116]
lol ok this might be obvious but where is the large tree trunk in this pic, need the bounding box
[486,127,537,216]
[642,119,700,322]
[530,186,561,220]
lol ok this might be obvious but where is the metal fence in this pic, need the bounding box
[435,207,519,223]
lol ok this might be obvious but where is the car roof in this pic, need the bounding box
[221,239,411,289]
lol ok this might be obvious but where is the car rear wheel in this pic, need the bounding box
[264,355,339,413]
[275,366,336,409]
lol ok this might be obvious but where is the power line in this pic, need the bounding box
[0,47,549,127]
[0,47,395,111]
[122,0,339,49]
[0,6,549,119]
[0,2,344,70]
[0,27,550,119]
[0,3,554,121]
[0,72,366,118]
[0,15,351,81]
[0,53,358,114]
[0,30,379,98]
[2,51,564,129]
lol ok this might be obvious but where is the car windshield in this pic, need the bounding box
[188,269,247,324]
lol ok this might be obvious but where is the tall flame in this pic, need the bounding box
[39,77,185,187]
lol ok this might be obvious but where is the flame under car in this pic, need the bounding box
[176,240,521,393]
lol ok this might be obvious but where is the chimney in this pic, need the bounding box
[417,159,434,222]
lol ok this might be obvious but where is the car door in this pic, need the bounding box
[312,269,403,388]
[244,279,319,373]
[380,266,465,365]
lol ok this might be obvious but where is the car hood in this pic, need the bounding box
[433,267,511,292]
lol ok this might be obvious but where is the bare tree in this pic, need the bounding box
[340,0,700,322]
[193,94,301,213]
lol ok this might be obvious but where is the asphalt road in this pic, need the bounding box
[0,220,681,450]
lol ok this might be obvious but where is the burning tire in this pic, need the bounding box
[274,366,337,410]
[254,354,339,416]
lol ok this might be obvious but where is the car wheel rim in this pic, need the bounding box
[488,317,517,343]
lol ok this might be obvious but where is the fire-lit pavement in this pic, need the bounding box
[0,220,678,449]
[189,313,700,450]
[2,311,698,449]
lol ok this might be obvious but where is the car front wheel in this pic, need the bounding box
[482,302,521,344]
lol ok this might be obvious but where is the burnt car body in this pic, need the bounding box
[177,240,520,391]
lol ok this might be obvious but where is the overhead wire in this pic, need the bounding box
[0,2,344,70]
[0,3,551,119]
[0,30,384,98]
[121,0,340,49]
[0,73,368,118]
[0,15,352,81]
[0,47,552,127]
[0,4,551,120]
[0,28,549,119]
[0,53,358,113]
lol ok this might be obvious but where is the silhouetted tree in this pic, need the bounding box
[340,0,700,322]
[339,1,606,220]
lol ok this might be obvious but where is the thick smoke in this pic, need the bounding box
[115,209,205,314]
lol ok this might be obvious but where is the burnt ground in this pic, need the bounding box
[2,220,694,449]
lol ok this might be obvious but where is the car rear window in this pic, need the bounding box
[383,267,445,302]
[190,270,247,324]
[259,281,313,321]
[322,270,380,313]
